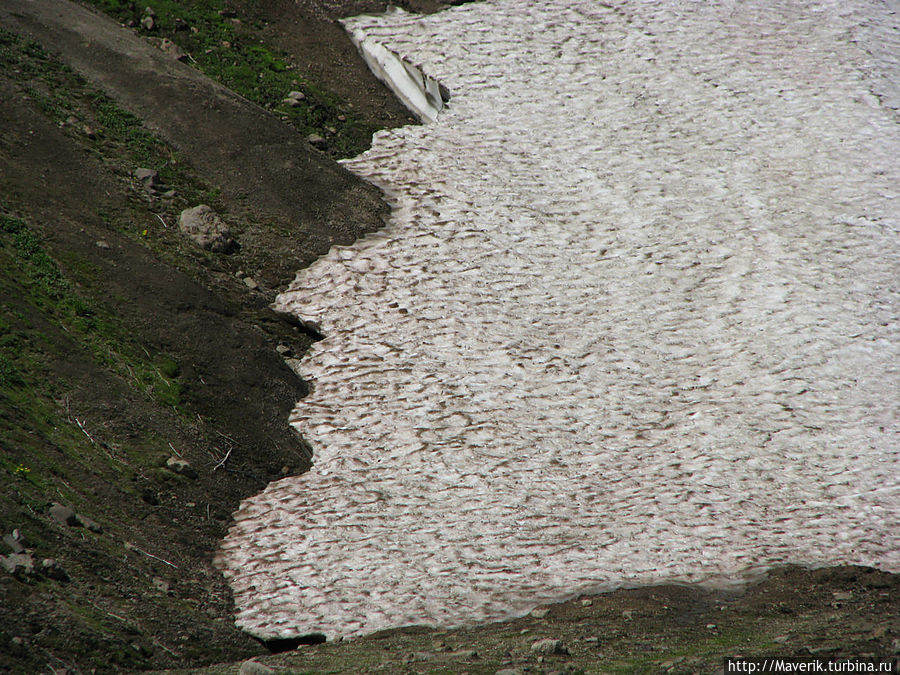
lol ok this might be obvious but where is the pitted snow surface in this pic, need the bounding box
[217,0,900,640]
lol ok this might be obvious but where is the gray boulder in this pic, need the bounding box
[178,205,236,253]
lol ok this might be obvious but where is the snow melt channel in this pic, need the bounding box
[217,0,900,640]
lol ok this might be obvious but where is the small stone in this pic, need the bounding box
[661,657,686,670]
[50,503,78,527]
[449,649,478,659]
[152,576,170,593]
[530,607,549,618]
[622,609,634,620]
[243,276,259,291]
[134,168,160,188]
[773,635,789,644]
[41,558,67,581]
[832,591,853,601]
[159,38,188,61]
[82,125,96,139]
[581,598,593,607]
[178,205,236,253]
[141,14,155,30]
[531,638,568,656]
[283,97,304,108]
[96,240,110,249]
[275,344,292,356]
[287,90,306,101]
[706,623,717,630]
[65,116,79,127]
[239,660,275,675]
[1,552,35,577]
[144,6,156,17]
[307,134,327,150]
[76,514,103,533]
[3,533,25,554]
[584,636,600,644]
[166,456,198,479]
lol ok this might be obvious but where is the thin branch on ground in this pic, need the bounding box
[74,417,96,445]
[125,541,179,569]
[212,446,232,472]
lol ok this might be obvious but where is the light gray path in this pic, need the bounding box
[217,0,900,640]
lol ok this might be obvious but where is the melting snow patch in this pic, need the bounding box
[217,0,900,640]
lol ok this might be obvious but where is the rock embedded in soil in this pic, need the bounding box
[49,503,78,527]
[238,660,275,675]
[178,205,236,253]
[306,133,327,150]
[165,456,198,479]
[3,532,25,554]
[531,638,569,656]
[1,552,35,577]
[40,558,68,581]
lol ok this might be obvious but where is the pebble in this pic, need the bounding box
[165,456,198,479]
[41,558,67,581]
[531,638,569,656]
[238,660,275,675]
[306,133,327,150]
[49,503,78,527]
[3,532,25,554]
[449,649,478,659]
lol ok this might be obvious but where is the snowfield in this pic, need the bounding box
[217,0,900,640]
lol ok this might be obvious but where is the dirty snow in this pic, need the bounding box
[216,0,900,640]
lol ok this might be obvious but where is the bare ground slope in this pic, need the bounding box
[0,1,897,674]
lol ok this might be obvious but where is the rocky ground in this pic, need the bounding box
[0,1,897,674]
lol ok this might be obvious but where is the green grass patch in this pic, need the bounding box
[83,0,380,158]
[0,212,183,411]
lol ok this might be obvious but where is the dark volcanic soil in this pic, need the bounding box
[0,1,897,674]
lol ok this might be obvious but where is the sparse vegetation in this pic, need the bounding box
[83,0,380,157]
